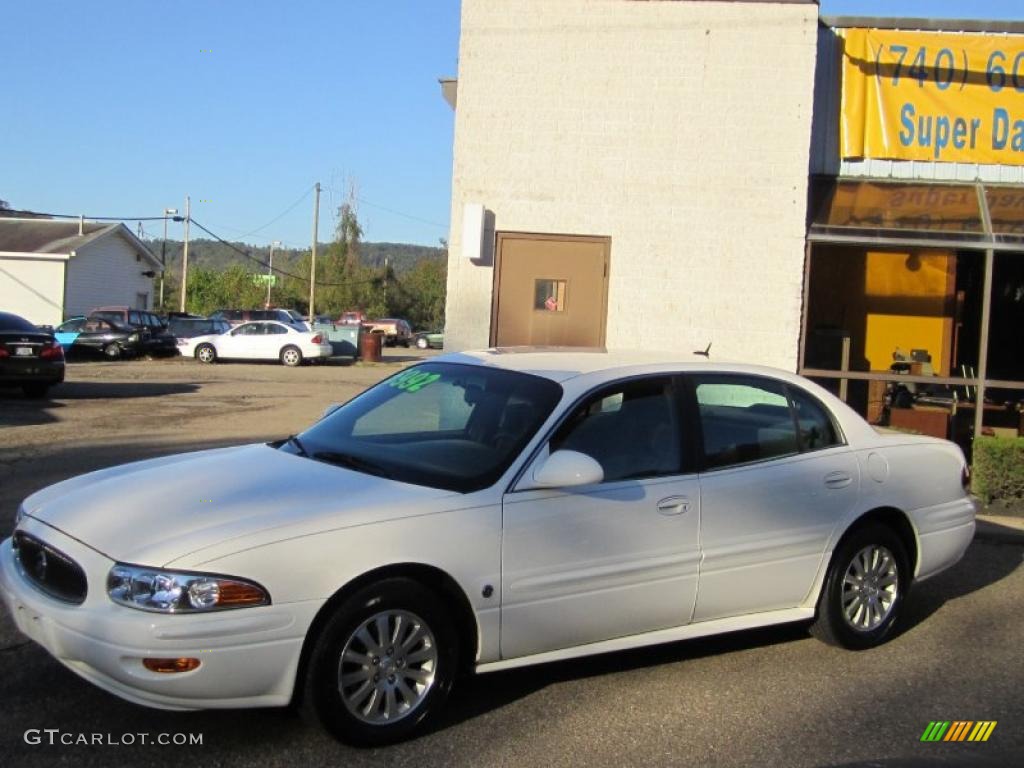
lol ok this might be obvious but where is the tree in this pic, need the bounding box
[0,199,9,210]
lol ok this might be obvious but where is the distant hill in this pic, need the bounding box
[147,238,446,275]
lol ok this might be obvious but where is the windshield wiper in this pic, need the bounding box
[313,451,393,479]
[284,434,308,457]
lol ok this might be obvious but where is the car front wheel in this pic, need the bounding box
[811,523,909,650]
[303,578,458,746]
[195,344,217,364]
[103,342,121,359]
[416,337,428,349]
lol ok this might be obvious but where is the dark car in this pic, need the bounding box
[0,311,65,398]
[55,316,145,360]
[167,317,231,338]
[210,309,308,330]
[90,306,178,357]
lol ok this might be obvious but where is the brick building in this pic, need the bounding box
[440,0,1024,440]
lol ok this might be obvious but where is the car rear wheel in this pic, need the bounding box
[103,342,121,360]
[195,344,217,364]
[811,523,909,650]
[281,345,303,367]
[303,578,458,746]
[416,337,428,350]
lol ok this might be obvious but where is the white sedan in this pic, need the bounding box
[0,350,975,746]
[192,320,332,366]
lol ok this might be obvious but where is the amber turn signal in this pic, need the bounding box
[143,658,201,674]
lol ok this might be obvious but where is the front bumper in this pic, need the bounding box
[0,521,320,710]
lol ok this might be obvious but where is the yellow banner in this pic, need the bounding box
[842,28,1024,165]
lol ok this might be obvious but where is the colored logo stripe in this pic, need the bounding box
[920,720,997,742]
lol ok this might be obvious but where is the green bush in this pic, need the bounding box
[972,437,1024,504]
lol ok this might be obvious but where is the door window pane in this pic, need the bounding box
[534,279,567,312]
[551,377,680,481]
[789,387,841,452]
[695,377,798,469]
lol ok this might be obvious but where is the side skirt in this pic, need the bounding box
[476,607,814,674]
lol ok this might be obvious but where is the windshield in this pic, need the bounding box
[288,362,563,492]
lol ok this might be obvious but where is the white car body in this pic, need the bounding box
[0,350,975,719]
[176,333,219,359]
[200,320,331,364]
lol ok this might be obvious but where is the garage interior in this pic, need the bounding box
[801,178,1024,447]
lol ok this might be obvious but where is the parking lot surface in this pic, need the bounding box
[1,356,1021,768]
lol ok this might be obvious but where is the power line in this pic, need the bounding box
[225,185,314,240]
[3,209,173,222]
[321,187,449,230]
[187,217,382,288]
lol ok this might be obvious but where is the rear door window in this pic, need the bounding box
[693,376,799,470]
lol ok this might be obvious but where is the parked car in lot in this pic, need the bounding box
[365,317,413,347]
[414,329,444,350]
[167,317,232,358]
[0,311,64,398]
[89,306,178,357]
[54,316,146,359]
[210,308,308,331]
[0,350,976,745]
[193,320,331,366]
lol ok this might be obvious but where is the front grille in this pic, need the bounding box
[13,532,88,604]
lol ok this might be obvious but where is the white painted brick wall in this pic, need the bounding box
[445,0,819,371]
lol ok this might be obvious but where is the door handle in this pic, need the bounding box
[657,496,690,515]
[824,471,853,489]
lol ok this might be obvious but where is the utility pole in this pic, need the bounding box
[160,207,178,310]
[179,196,191,313]
[266,240,280,308]
[309,182,320,318]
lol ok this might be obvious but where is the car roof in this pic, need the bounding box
[432,347,804,384]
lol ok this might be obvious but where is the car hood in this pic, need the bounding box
[21,444,458,566]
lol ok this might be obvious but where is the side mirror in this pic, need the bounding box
[527,449,603,489]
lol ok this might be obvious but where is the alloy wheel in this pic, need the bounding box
[841,544,899,632]
[338,609,438,725]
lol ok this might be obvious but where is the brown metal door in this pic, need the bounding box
[492,233,610,347]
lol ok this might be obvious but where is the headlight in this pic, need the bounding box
[128,333,140,342]
[107,565,270,613]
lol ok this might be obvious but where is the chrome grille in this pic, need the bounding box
[13,532,88,604]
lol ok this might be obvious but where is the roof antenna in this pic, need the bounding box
[694,342,712,358]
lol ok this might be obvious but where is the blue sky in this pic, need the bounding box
[3,1,1023,248]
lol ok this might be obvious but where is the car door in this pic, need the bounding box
[263,322,290,359]
[687,374,860,622]
[217,322,260,359]
[500,375,701,659]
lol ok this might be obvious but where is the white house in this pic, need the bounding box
[0,218,162,326]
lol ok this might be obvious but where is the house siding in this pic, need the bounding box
[64,234,155,318]
[444,0,819,370]
[0,256,67,326]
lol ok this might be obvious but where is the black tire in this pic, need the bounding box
[103,342,121,360]
[303,578,459,746]
[22,383,50,399]
[280,345,303,367]
[811,523,910,650]
[195,344,217,364]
